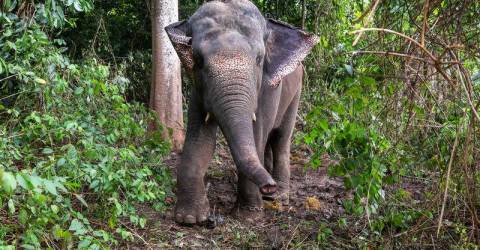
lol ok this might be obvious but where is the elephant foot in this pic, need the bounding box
[232,205,265,223]
[263,192,289,205]
[262,183,289,205]
[175,193,209,225]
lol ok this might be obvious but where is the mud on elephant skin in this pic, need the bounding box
[165,0,319,225]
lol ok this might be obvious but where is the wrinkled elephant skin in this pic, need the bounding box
[165,0,319,225]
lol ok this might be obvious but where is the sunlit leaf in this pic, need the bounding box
[42,148,54,155]
[1,172,17,193]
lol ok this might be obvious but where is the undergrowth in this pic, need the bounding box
[0,1,172,248]
[300,0,479,247]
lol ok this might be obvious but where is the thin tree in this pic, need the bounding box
[150,0,184,151]
[301,0,306,29]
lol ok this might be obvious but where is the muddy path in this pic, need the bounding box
[127,139,353,249]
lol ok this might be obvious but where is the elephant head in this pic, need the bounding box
[166,0,318,194]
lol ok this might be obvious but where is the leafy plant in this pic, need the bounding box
[316,223,333,243]
[0,1,173,248]
[303,75,393,218]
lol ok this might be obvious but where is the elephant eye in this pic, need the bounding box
[256,55,263,66]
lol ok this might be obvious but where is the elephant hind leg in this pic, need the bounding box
[267,88,302,205]
[264,143,273,174]
[261,130,289,204]
[233,173,265,222]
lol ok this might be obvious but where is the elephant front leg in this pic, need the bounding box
[235,172,266,222]
[233,120,270,222]
[175,99,218,225]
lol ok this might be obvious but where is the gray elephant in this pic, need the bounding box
[165,0,318,224]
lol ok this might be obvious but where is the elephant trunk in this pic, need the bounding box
[210,80,276,195]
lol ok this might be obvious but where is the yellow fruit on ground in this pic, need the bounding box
[305,197,322,211]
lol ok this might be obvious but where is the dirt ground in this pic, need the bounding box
[120,135,438,249]
[125,138,357,249]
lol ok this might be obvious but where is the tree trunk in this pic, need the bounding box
[275,0,279,19]
[262,0,268,14]
[301,0,306,29]
[150,0,185,151]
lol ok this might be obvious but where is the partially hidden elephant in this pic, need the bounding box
[165,0,319,224]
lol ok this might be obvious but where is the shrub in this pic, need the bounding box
[0,1,172,248]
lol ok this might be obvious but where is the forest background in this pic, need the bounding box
[0,0,479,248]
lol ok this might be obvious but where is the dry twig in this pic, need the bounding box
[436,126,460,237]
[352,0,382,46]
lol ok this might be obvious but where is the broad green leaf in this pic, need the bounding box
[16,173,32,190]
[344,64,353,75]
[318,119,328,131]
[29,175,43,188]
[42,148,54,155]
[51,204,59,214]
[56,158,66,167]
[44,180,58,195]
[69,219,82,231]
[19,209,28,224]
[8,199,15,213]
[69,219,87,235]
[34,78,47,85]
[20,245,35,250]
[73,1,83,11]
[6,41,16,50]
[1,172,17,193]
[78,239,91,248]
[74,87,84,95]
[0,58,4,74]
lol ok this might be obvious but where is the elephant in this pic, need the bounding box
[165,0,319,225]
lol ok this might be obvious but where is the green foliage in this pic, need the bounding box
[300,0,479,247]
[316,223,333,243]
[303,75,393,217]
[0,1,172,248]
[2,0,479,248]
[62,0,154,104]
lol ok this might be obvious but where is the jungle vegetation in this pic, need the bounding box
[0,0,479,248]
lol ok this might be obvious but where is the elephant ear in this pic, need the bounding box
[165,20,194,72]
[264,19,319,87]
